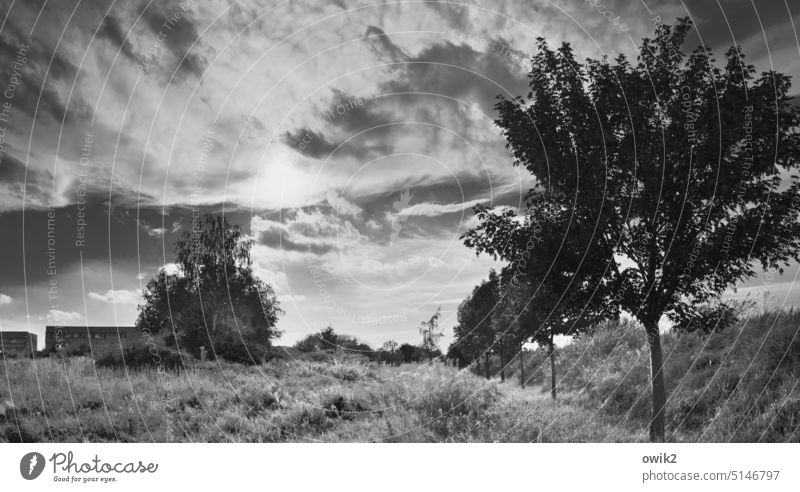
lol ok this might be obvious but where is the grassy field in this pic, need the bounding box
[1,310,798,442]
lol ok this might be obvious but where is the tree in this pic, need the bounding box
[485,262,612,395]
[398,343,423,363]
[489,271,530,386]
[381,340,399,353]
[671,301,740,335]
[136,213,283,364]
[418,307,444,355]
[470,18,800,441]
[380,340,401,365]
[294,326,372,354]
[450,271,500,378]
[464,186,617,395]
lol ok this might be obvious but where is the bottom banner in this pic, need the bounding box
[0,444,797,491]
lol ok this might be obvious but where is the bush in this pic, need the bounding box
[235,385,281,416]
[95,343,188,371]
[319,387,371,419]
[210,332,269,365]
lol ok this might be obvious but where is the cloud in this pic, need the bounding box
[364,26,408,62]
[281,90,394,160]
[140,1,207,78]
[0,294,12,306]
[397,198,487,217]
[98,15,138,63]
[0,153,55,211]
[326,189,363,218]
[88,289,142,305]
[277,294,307,303]
[161,263,181,276]
[380,36,529,115]
[281,128,340,159]
[46,309,82,324]
[138,218,182,238]
[253,209,367,257]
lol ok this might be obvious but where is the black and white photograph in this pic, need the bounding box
[1,0,800,488]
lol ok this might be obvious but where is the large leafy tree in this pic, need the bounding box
[137,213,283,364]
[468,18,800,441]
[449,270,499,378]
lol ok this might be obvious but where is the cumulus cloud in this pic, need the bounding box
[161,263,181,276]
[253,208,367,257]
[88,289,142,305]
[46,309,82,324]
[0,293,12,306]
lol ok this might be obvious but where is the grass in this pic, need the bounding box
[1,310,798,442]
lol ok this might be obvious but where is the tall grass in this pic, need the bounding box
[1,311,796,442]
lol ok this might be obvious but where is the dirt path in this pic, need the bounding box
[498,381,553,405]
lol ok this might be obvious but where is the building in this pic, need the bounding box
[0,331,38,356]
[45,325,139,354]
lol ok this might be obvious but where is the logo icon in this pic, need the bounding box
[20,452,45,480]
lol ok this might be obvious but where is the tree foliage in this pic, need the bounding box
[294,326,372,354]
[448,271,499,374]
[463,18,800,441]
[419,307,444,354]
[136,213,283,364]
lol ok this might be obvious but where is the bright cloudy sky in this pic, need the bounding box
[0,0,798,349]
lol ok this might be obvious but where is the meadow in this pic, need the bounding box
[1,310,798,443]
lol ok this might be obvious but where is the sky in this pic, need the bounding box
[0,0,799,351]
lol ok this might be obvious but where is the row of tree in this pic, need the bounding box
[456,18,800,442]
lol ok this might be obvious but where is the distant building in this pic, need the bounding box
[45,326,139,354]
[0,331,38,356]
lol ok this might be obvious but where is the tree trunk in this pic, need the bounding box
[499,344,505,382]
[646,321,667,442]
[549,337,557,400]
[519,346,526,388]
[484,353,490,379]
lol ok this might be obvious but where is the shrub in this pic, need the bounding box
[319,387,371,419]
[95,343,188,371]
[235,385,281,416]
